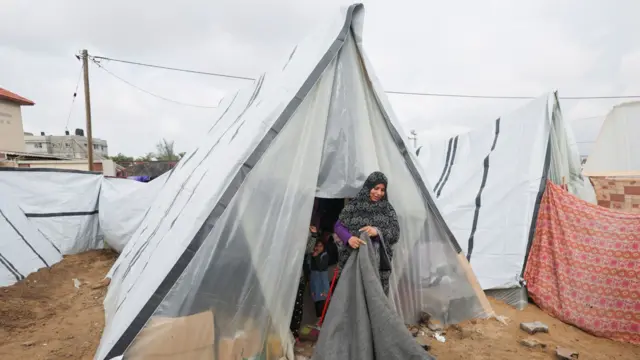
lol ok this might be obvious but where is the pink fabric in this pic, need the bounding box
[524,181,640,344]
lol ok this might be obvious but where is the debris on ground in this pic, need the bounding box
[519,338,547,349]
[520,321,549,335]
[556,347,579,359]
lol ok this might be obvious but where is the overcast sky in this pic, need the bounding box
[1,0,638,157]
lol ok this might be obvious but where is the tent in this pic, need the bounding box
[99,173,170,253]
[583,101,640,176]
[0,194,62,287]
[96,4,492,360]
[416,93,596,307]
[0,168,104,255]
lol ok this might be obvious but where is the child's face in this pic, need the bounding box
[314,241,324,253]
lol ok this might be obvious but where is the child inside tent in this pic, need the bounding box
[308,239,330,318]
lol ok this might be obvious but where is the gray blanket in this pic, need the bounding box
[312,234,435,360]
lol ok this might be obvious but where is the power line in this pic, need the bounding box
[91,55,256,81]
[91,60,219,109]
[386,90,640,100]
[64,64,84,130]
[89,54,640,101]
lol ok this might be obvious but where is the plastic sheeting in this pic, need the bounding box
[0,168,103,254]
[0,195,62,287]
[97,5,489,360]
[416,93,595,301]
[99,173,169,253]
[583,101,640,176]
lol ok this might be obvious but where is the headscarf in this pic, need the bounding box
[338,172,400,246]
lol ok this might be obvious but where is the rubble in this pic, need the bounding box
[520,321,549,335]
[519,338,547,349]
[556,347,579,359]
[427,322,444,332]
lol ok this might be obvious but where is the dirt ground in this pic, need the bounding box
[1,250,638,360]
[427,298,640,360]
[0,250,117,360]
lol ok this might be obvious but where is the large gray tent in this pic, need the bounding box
[97,4,492,359]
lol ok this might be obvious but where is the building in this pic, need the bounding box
[0,87,35,152]
[24,128,109,159]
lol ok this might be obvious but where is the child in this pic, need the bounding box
[308,239,330,318]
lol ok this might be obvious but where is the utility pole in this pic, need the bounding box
[81,49,94,171]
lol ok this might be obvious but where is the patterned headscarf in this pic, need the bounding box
[338,171,400,246]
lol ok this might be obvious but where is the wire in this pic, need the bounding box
[385,90,640,100]
[89,54,640,101]
[90,55,256,81]
[91,60,219,109]
[64,64,83,130]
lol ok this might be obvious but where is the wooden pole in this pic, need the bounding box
[81,49,94,171]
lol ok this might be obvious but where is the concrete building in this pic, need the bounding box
[24,128,109,159]
[0,87,35,152]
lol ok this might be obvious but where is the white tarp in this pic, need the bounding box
[96,4,489,360]
[0,195,62,287]
[0,168,103,254]
[583,101,640,176]
[99,173,170,253]
[416,93,595,292]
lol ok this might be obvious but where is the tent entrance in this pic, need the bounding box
[289,197,345,337]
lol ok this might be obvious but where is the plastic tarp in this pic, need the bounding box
[0,168,103,254]
[0,195,62,287]
[416,93,595,296]
[525,181,640,344]
[583,101,640,176]
[97,4,488,360]
[313,234,434,359]
[99,173,170,253]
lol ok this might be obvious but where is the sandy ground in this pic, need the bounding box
[0,250,117,360]
[1,250,638,360]
[427,298,640,360]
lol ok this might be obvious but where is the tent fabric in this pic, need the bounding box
[583,101,640,176]
[416,93,596,294]
[0,168,103,255]
[99,173,169,253]
[97,4,489,360]
[524,181,640,344]
[313,233,434,360]
[0,195,62,287]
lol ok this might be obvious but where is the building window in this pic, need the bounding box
[34,143,43,148]
[65,143,71,148]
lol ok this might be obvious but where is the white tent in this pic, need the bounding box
[0,195,62,287]
[99,173,170,253]
[96,4,492,360]
[416,93,596,307]
[0,168,103,254]
[583,101,640,176]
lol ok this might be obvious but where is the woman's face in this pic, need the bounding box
[369,183,386,202]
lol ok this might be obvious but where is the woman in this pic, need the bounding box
[333,171,400,296]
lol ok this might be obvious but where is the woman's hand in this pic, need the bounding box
[359,226,378,237]
[309,225,317,233]
[348,236,366,249]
